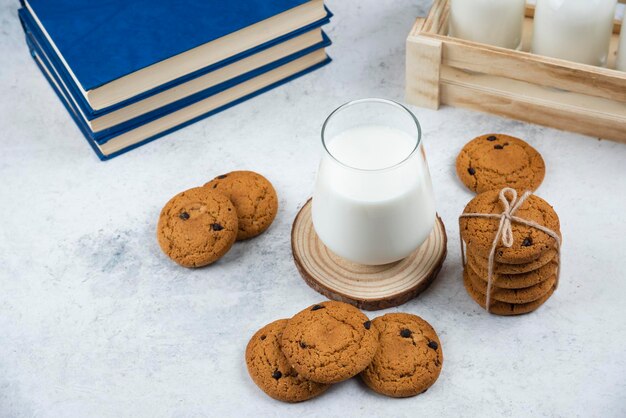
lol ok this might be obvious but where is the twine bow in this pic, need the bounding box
[459,188,561,312]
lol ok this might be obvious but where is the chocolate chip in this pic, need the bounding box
[211,223,224,231]
[217,174,228,179]
[427,340,439,350]
[522,237,533,247]
[260,335,266,340]
[300,341,307,348]
[311,304,324,311]
[494,144,504,150]
[487,135,497,141]
[271,370,282,380]
[179,212,190,220]
[400,329,412,338]
[212,184,218,189]
[363,321,371,330]
[468,167,476,175]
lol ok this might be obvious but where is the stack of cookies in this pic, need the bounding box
[456,134,561,315]
[459,188,561,316]
[246,301,443,402]
[157,170,278,267]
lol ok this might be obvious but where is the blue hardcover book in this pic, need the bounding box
[18,6,332,119]
[25,34,331,161]
[20,9,331,142]
[22,0,328,110]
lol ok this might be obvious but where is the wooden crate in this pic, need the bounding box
[406,0,626,143]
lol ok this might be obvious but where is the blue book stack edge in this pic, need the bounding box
[18,0,333,160]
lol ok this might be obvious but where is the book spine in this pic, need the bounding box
[17,8,28,34]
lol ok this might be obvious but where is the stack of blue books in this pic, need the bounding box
[18,0,332,160]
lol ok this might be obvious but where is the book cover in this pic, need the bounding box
[18,7,332,117]
[24,0,316,91]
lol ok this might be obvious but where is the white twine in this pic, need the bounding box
[459,188,561,312]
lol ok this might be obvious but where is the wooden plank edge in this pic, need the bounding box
[422,0,448,34]
[440,83,626,143]
[406,33,443,109]
[437,37,626,103]
[440,66,626,121]
[408,17,425,39]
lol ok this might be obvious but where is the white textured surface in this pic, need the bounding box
[1,0,626,416]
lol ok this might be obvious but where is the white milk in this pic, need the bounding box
[532,0,617,66]
[617,15,626,71]
[312,125,436,265]
[449,0,526,49]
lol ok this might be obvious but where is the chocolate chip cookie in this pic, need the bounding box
[281,301,379,384]
[360,313,443,398]
[246,319,329,402]
[456,134,546,194]
[463,269,555,315]
[157,187,238,267]
[467,251,559,289]
[465,265,556,304]
[205,171,278,240]
[467,246,559,275]
[460,189,561,264]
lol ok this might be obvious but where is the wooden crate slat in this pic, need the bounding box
[441,66,626,119]
[406,19,442,110]
[421,0,448,34]
[434,36,626,103]
[440,81,626,143]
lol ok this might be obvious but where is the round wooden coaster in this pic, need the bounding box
[291,199,447,311]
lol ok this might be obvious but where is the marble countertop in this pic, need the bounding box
[1,0,625,416]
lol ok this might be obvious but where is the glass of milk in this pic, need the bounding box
[617,15,626,71]
[532,0,617,67]
[449,0,526,49]
[311,99,436,266]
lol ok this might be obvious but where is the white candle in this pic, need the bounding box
[617,15,626,71]
[449,0,526,49]
[532,0,617,67]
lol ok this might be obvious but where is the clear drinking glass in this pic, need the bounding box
[311,99,436,265]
